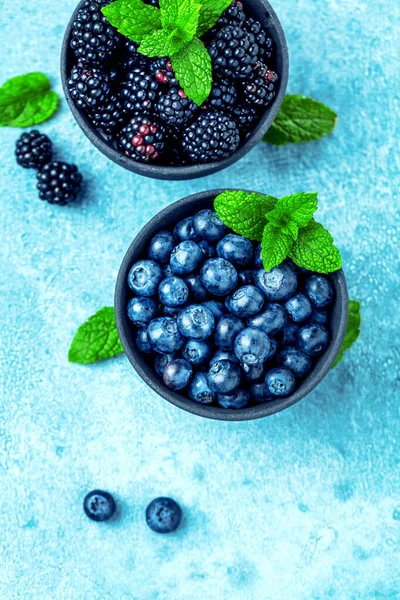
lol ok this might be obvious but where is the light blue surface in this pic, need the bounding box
[1,0,399,598]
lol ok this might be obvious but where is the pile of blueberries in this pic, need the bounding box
[126,208,334,410]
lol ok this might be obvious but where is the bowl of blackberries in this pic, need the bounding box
[115,190,348,421]
[61,0,288,180]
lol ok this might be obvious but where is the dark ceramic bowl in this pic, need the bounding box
[61,0,288,181]
[115,190,349,421]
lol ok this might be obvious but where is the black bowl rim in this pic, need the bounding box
[115,189,349,422]
[60,0,289,181]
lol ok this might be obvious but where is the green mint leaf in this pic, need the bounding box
[332,300,361,368]
[102,0,162,43]
[289,220,342,274]
[0,72,58,127]
[214,190,277,241]
[171,37,212,106]
[266,192,318,229]
[69,307,123,364]
[281,219,299,241]
[139,28,184,57]
[263,94,337,146]
[196,0,232,37]
[160,0,200,42]
[261,224,294,272]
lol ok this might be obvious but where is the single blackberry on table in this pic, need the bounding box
[68,63,110,111]
[150,58,178,87]
[90,95,125,135]
[208,26,259,80]
[205,79,238,112]
[118,116,166,163]
[156,88,198,128]
[181,111,240,163]
[244,18,274,63]
[241,64,278,107]
[70,0,121,66]
[120,68,160,114]
[15,130,52,169]
[230,104,260,132]
[37,161,82,206]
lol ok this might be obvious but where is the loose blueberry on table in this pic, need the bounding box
[126,208,335,410]
[146,497,182,533]
[67,0,279,166]
[83,489,116,521]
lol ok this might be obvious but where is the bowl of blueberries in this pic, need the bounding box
[115,190,349,421]
[61,0,288,180]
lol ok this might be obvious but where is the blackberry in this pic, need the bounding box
[230,104,259,132]
[120,68,160,114]
[218,1,246,27]
[122,40,151,72]
[156,88,198,128]
[15,130,52,169]
[244,18,274,63]
[242,64,278,107]
[165,129,191,166]
[208,26,259,80]
[90,95,125,134]
[206,79,237,111]
[37,161,82,205]
[181,111,240,163]
[118,116,166,163]
[68,63,110,111]
[70,0,121,66]
[150,58,178,87]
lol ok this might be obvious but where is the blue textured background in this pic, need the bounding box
[1,0,399,598]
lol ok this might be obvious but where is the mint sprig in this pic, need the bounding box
[214,190,342,274]
[69,307,123,364]
[263,94,337,146]
[102,0,231,106]
[0,72,59,128]
[332,300,361,368]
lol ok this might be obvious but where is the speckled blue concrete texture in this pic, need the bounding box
[1,1,399,598]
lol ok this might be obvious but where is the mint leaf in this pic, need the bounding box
[281,219,299,241]
[196,0,232,37]
[160,0,200,42]
[139,28,184,57]
[214,190,277,241]
[0,72,58,127]
[266,192,318,229]
[332,300,361,368]
[171,37,212,106]
[263,95,337,146]
[289,220,342,273]
[261,224,294,272]
[69,307,123,364]
[102,0,162,43]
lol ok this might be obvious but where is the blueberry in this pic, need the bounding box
[250,382,275,403]
[226,285,264,317]
[217,389,250,409]
[177,305,215,340]
[199,240,217,259]
[154,353,175,377]
[265,368,296,397]
[242,362,265,382]
[136,327,152,353]
[305,275,334,308]
[127,297,158,327]
[148,317,184,353]
[214,315,245,350]
[309,309,328,325]
[158,276,189,307]
[209,350,239,366]
[254,244,262,268]
[182,339,212,365]
[170,241,202,275]
[234,328,272,365]
[297,324,329,356]
[188,372,215,404]
[163,305,182,317]
[148,230,175,265]
[207,359,241,394]
[284,293,312,323]
[173,216,201,242]
[256,263,297,301]
[128,260,164,297]
[202,300,226,320]
[146,497,182,534]
[200,258,238,296]
[278,347,313,378]
[268,337,278,360]
[247,303,287,335]
[217,234,253,265]
[163,359,192,390]
[185,274,208,302]
[281,322,300,345]
[83,490,116,522]
[193,209,227,242]
[238,269,257,286]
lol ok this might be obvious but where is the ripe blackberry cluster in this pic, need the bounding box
[68,0,279,166]
[15,131,82,205]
